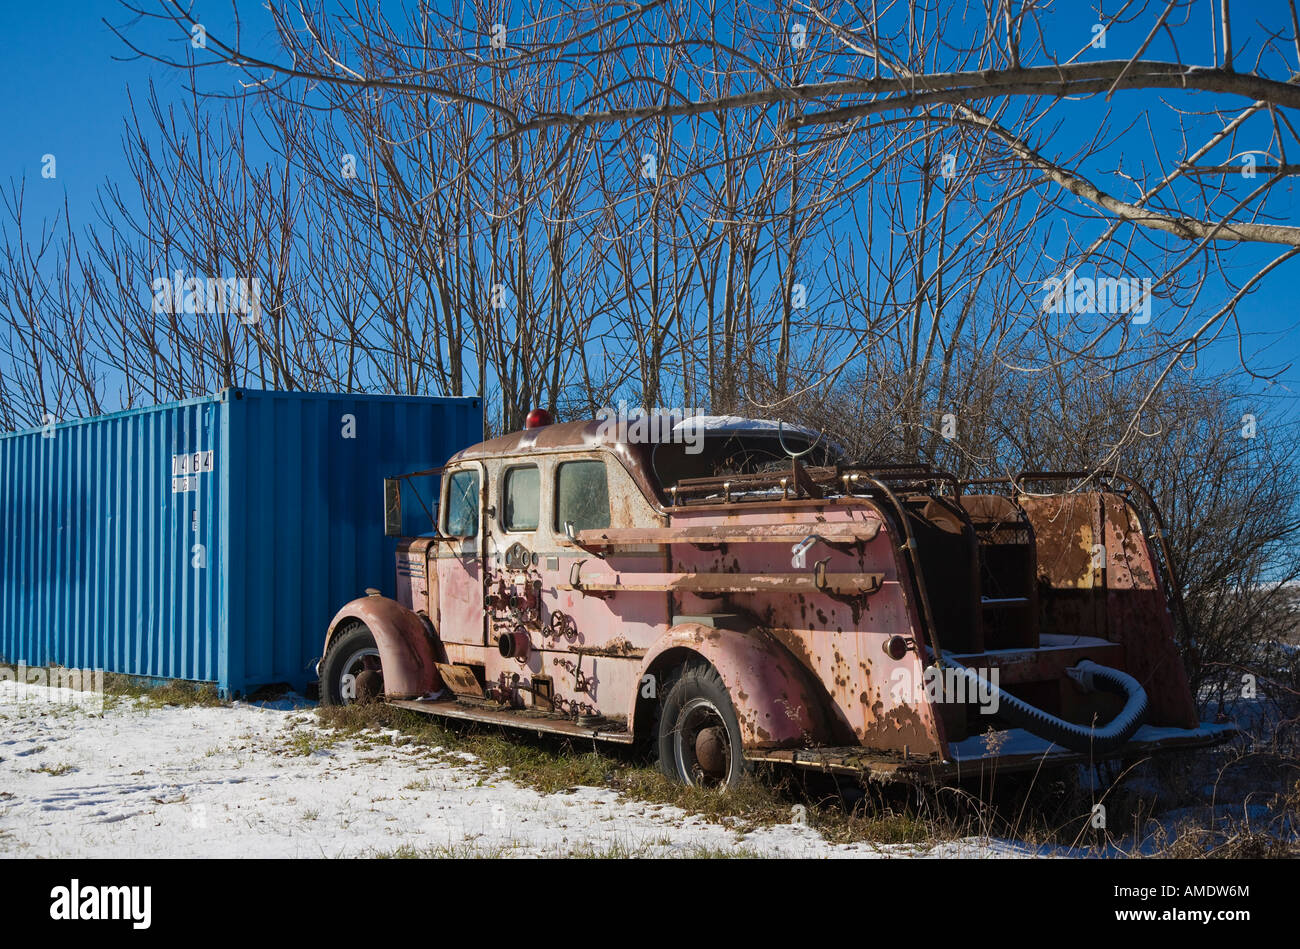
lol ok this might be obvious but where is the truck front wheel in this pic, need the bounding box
[656,663,747,790]
[319,623,383,706]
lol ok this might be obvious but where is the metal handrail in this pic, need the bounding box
[859,475,947,668]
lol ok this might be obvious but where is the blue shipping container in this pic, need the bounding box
[0,388,481,695]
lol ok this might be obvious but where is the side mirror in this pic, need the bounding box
[383,478,403,537]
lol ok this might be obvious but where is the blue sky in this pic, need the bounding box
[1,2,178,220]
[2,1,1298,422]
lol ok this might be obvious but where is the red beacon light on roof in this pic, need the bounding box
[524,408,554,429]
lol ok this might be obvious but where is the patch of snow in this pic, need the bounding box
[0,680,1026,859]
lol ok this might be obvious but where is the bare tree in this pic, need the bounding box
[111,1,1300,445]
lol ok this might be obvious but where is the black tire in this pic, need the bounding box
[318,623,382,706]
[656,663,747,790]
[649,663,686,777]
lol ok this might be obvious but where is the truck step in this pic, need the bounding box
[387,698,635,744]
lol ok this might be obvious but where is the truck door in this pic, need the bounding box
[544,455,668,651]
[482,460,545,654]
[437,462,487,646]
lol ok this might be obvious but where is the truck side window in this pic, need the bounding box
[444,469,480,537]
[503,465,540,531]
[555,460,610,533]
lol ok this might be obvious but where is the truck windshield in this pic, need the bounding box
[444,469,480,536]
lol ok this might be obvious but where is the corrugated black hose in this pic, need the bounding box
[939,655,1149,756]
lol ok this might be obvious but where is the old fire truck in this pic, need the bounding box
[317,412,1233,789]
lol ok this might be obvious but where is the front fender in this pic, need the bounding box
[632,623,833,750]
[322,596,441,699]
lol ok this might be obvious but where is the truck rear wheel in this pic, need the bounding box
[319,623,383,706]
[656,663,747,790]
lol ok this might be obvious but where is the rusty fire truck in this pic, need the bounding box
[317,412,1234,789]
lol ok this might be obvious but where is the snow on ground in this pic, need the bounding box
[0,680,1039,859]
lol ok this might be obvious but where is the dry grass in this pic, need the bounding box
[30,762,76,776]
[102,673,225,708]
[316,702,969,849]
[312,700,1300,857]
[367,839,766,858]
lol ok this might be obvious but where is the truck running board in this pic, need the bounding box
[387,698,636,744]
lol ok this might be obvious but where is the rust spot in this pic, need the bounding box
[573,637,645,659]
[858,696,935,750]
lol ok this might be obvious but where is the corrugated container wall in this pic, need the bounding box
[0,389,481,695]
